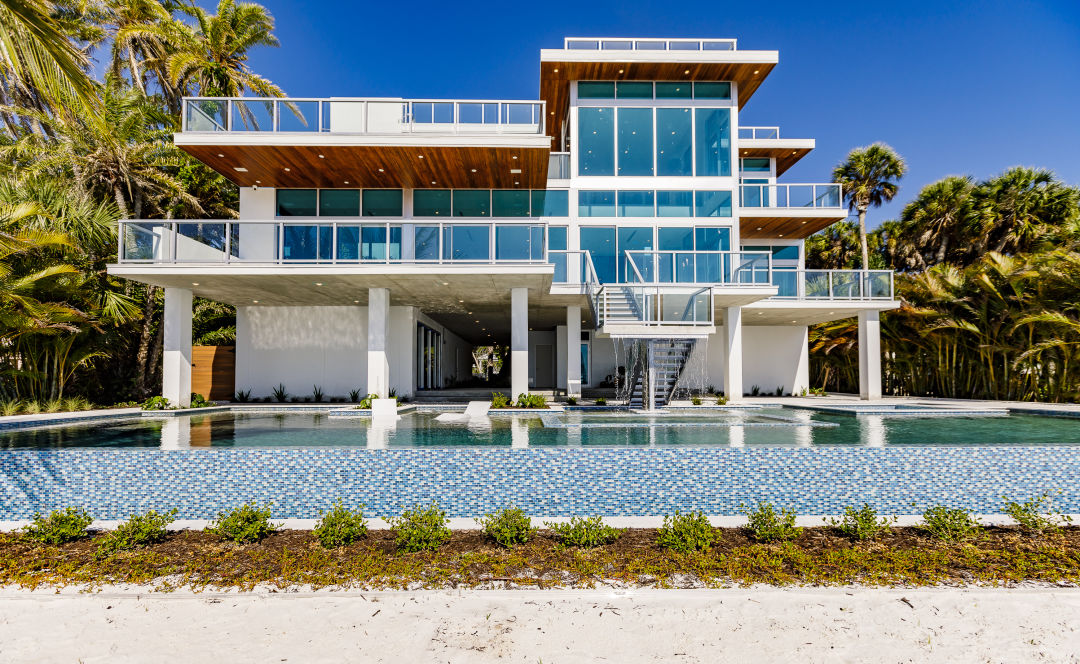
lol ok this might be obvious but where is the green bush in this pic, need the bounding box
[829,504,896,541]
[234,389,252,402]
[189,393,209,408]
[206,502,280,544]
[348,388,362,403]
[313,501,368,548]
[1004,493,1072,534]
[716,395,728,406]
[390,503,451,552]
[97,509,177,556]
[141,396,171,410]
[566,396,578,406]
[690,395,702,406]
[515,393,547,409]
[741,502,800,543]
[22,507,94,544]
[656,510,716,553]
[595,397,607,406]
[271,384,289,402]
[477,507,536,548]
[311,385,324,402]
[544,516,623,548]
[920,505,982,542]
[490,392,511,409]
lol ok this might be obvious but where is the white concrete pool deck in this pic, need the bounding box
[0,587,1076,663]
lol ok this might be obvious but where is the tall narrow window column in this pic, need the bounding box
[511,288,529,397]
[368,288,390,397]
[566,305,581,397]
[858,310,882,400]
[162,288,193,407]
[723,306,743,402]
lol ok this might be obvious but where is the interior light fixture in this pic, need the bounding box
[431,181,436,185]
[318,154,325,158]
[618,69,624,74]
[284,167,291,172]
[217,153,225,158]
[753,70,759,74]
[512,155,518,160]
[378,168,384,172]
[471,169,477,173]
[255,180,261,184]
[233,167,247,172]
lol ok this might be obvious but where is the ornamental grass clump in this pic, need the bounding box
[1004,493,1073,535]
[656,510,716,553]
[22,507,93,544]
[97,509,177,557]
[741,502,800,543]
[478,507,536,548]
[390,503,451,552]
[545,516,623,548]
[920,505,982,542]
[313,501,368,548]
[206,503,280,544]
[829,504,896,541]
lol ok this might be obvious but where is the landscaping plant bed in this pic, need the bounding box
[3,526,1080,591]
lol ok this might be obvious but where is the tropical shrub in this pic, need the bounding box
[741,502,800,543]
[349,389,362,403]
[656,510,715,553]
[515,393,547,409]
[390,503,451,552]
[477,507,536,548]
[22,508,94,544]
[829,504,896,541]
[234,389,251,402]
[920,505,981,542]
[595,397,607,406]
[206,503,280,544]
[715,395,728,406]
[141,396,170,410]
[545,516,623,548]
[97,509,177,556]
[566,396,578,406]
[490,392,511,409]
[690,395,702,405]
[313,501,368,548]
[271,384,289,402]
[189,393,209,408]
[311,385,324,402]
[1004,493,1072,534]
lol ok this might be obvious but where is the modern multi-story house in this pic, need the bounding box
[109,37,898,408]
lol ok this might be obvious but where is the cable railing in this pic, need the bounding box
[740,183,843,209]
[738,126,780,140]
[182,97,546,135]
[563,37,737,51]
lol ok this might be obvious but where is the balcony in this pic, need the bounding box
[563,37,737,51]
[182,97,546,136]
[739,183,847,239]
[738,128,814,175]
[738,126,780,139]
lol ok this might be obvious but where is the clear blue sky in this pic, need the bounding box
[231,0,1079,228]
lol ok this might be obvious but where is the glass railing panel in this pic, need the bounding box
[174,223,226,262]
[550,251,568,282]
[702,40,736,50]
[276,100,318,132]
[669,41,701,50]
[802,271,832,299]
[740,185,767,208]
[566,40,600,49]
[773,268,797,297]
[184,100,227,131]
[867,271,892,298]
[458,102,498,124]
[785,185,816,208]
[548,153,570,179]
[282,224,332,261]
[122,222,170,260]
[601,40,633,50]
[817,184,841,207]
[830,271,862,299]
[229,100,274,131]
[504,103,539,125]
[635,40,666,50]
[232,223,279,261]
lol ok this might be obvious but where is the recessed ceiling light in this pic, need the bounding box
[217,153,224,158]
[458,300,464,303]
[792,151,798,155]
[553,68,558,73]
[253,300,259,303]
[284,167,291,172]
[514,181,520,185]
[431,181,436,185]
[418,155,424,159]
[510,168,522,174]
[344,181,349,184]
[318,154,324,158]
[471,169,477,173]
[475,320,479,323]
[791,320,797,323]
[442,282,448,286]
[753,70,759,74]
[378,168,384,172]
[758,311,764,315]
[314,282,323,286]
[684,69,690,74]
[757,227,762,231]
[550,111,554,115]
[778,234,783,237]
[512,156,518,160]
[618,69,624,74]
[191,282,199,286]
[354,300,360,304]
[233,167,247,172]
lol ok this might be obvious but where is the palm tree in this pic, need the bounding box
[900,175,974,267]
[105,0,174,96]
[832,143,907,269]
[970,167,1080,256]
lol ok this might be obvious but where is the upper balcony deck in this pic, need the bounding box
[738,126,815,176]
[176,97,552,189]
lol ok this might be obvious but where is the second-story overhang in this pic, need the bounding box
[740,208,848,240]
[174,132,552,189]
[739,137,815,176]
[540,44,778,139]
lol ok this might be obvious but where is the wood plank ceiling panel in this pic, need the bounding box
[179,144,550,189]
[740,215,845,240]
[737,146,812,176]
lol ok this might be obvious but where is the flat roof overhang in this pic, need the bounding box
[742,299,901,326]
[539,48,778,140]
[738,138,814,176]
[174,133,552,189]
[740,209,848,239]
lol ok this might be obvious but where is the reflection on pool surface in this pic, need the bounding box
[1,408,1079,449]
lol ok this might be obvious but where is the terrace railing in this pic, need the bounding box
[770,269,894,301]
[623,250,773,286]
[548,152,570,179]
[737,126,780,140]
[739,183,843,209]
[563,37,737,51]
[182,97,546,135]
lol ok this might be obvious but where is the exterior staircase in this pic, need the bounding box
[627,339,696,409]
[599,287,644,325]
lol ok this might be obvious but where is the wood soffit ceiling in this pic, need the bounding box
[740,214,846,240]
[179,144,551,189]
[540,60,776,139]
[739,146,812,176]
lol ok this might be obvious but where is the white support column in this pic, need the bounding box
[566,305,581,397]
[723,306,743,402]
[162,287,193,408]
[858,309,882,400]
[367,288,390,397]
[511,288,529,398]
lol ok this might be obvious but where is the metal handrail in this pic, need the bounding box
[738,126,780,139]
[599,283,715,327]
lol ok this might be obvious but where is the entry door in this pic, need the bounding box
[534,344,554,388]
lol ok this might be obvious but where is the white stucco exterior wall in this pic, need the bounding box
[699,325,809,396]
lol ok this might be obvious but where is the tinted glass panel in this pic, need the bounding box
[496,225,532,260]
[531,189,569,217]
[617,108,653,176]
[336,225,360,260]
[548,226,567,251]
[695,227,730,282]
[694,82,731,99]
[656,190,693,217]
[695,227,730,251]
[413,190,451,216]
[694,108,731,176]
[656,107,692,176]
[362,189,403,216]
[618,226,653,282]
[616,82,652,98]
[658,227,693,251]
[579,226,616,283]
[319,190,359,216]
[577,81,615,98]
[447,226,489,260]
[276,189,317,216]
[741,158,771,172]
[282,225,330,259]
[772,245,799,260]
[655,82,692,98]
[578,107,614,176]
[578,190,616,217]
[491,190,530,217]
[361,225,387,260]
[414,226,440,259]
[695,190,733,217]
[452,190,490,217]
[617,190,654,217]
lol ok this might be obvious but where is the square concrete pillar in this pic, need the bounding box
[858,309,882,400]
[566,305,581,397]
[511,288,529,398]
[162,287,193,407]
[367,288,390,397]
[723,306,743,402]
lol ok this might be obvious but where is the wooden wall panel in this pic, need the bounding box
[191,345,235,401]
